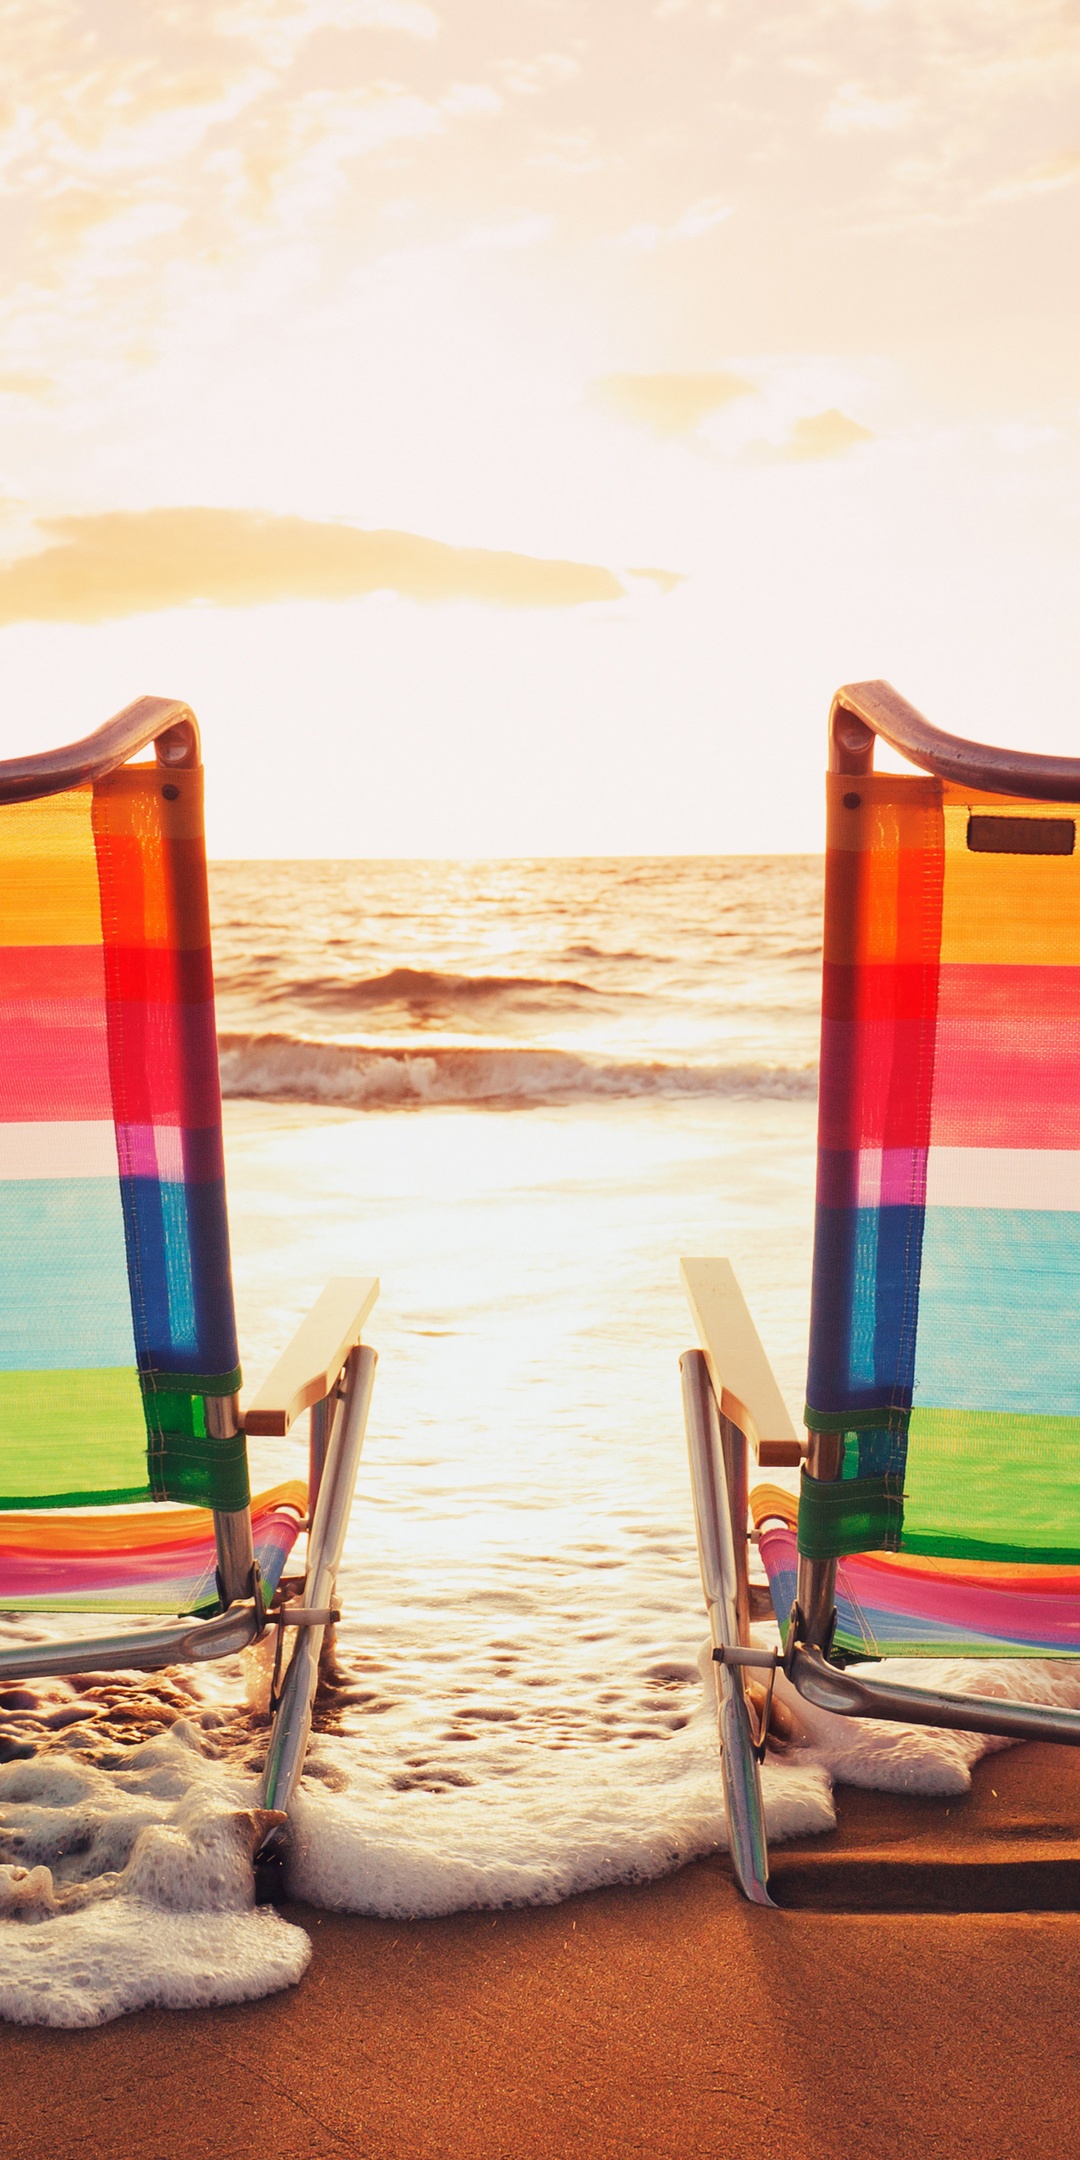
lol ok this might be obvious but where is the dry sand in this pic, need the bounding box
[4,1741,1080,2160]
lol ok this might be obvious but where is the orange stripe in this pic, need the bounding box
[941,802,1080,964]
[0,1480,306,1554]
[0,787,103,946]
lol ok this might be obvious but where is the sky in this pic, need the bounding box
[1,0,1079,854]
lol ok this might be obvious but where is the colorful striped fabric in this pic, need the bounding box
[804,773,1080,1579]
[0,765,245,1516]
[0,1483,306,1617]
[753,1492,1080,1660]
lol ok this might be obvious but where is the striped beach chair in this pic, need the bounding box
[680,682,1080,1904]
[0,697,378,1873]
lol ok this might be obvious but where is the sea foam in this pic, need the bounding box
[5,1651,1080,2024]
[217,1031,817,1110]
[0,1721,309,2026]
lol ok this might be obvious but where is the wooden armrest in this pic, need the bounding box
[243,1276,379,1436]
[680,1257,805,1466]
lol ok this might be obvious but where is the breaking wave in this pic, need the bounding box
[217,1031,818,1109]
[269,965,604,1015]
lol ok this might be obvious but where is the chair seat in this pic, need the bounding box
[752,1488,1080,1661]
[0,1481,307,1617]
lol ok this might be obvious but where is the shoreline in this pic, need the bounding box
[4,1744,1080,2159]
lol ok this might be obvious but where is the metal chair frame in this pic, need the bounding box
[681,682,1080,1906]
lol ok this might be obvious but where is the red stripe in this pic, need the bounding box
[939,962,1080,1022]
[823,961,940,1023]
[0,948,107,999]
[108,945,215,1004]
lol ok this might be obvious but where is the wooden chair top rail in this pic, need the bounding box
[832,680,1080,802]
[0,695,200,804]
[244,1277,380,1437]
[680,1257,803,1467]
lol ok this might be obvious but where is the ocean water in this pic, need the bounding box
[212,857,824,1871]
[5,856,1076,2025]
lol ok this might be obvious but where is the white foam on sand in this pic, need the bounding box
[772,1649,1080,1794]
[286,1693,833,1918]
[284,1648,1080,1918]
[4,1652,1080,2025]
[0,1720,309,2028]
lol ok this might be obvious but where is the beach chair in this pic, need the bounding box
[0,696,378,1875]
[680,680,1080,1904]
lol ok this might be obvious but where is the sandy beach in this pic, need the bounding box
[6,1740,1080,2160]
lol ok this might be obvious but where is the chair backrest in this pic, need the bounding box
[803,687,1080,1572]
[0,711,245,1515]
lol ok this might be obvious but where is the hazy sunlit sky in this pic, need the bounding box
[2,0,1079,853]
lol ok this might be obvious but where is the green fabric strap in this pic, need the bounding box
[144,1366,243,1398]
[149,1431,251,1511]
[804,1403,909,1435]
[797,1469,905,1559]
[141,1373,250,1510]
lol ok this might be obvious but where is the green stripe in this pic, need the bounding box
[901,1532,1080,1565]
[797,1405,1080,1563]
[0,1368,149,1508]
[903,1405,1080,1565]
[833,1624,1080,1661]
[0,1482,152,1512]
[0,1366,250,1514]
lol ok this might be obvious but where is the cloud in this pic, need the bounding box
[595,371,753,436]
[464,212,554,250]
[984,148,1080,204]
[620,196,732,249]
[441,82,503,118]
[768,409,874,461]
[0,507,640,621]
[825,84,913,134]
[213,0,439,65]
[502,53,581,97]
[0,373,53,402]
[626,565,685,594]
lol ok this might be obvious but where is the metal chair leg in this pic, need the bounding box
[681,1349,774,1907]
[256,1343,377,1888]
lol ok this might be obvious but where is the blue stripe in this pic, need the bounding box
[119,1176,239,1378]
[914,1207,1080,1415]
[0,1177,134,1369]
[806,1202,925,1417]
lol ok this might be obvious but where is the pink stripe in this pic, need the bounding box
[0,1007,112,1120]
[0,1550,208,1595]
[846,1569,1080,1645]
[931,1023,1080,1146]
[761,1526,1080,1648]
[932,963,1080,1148]
[0,1509,300,1604]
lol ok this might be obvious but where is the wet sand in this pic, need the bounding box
[4,1742,1080,2160]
